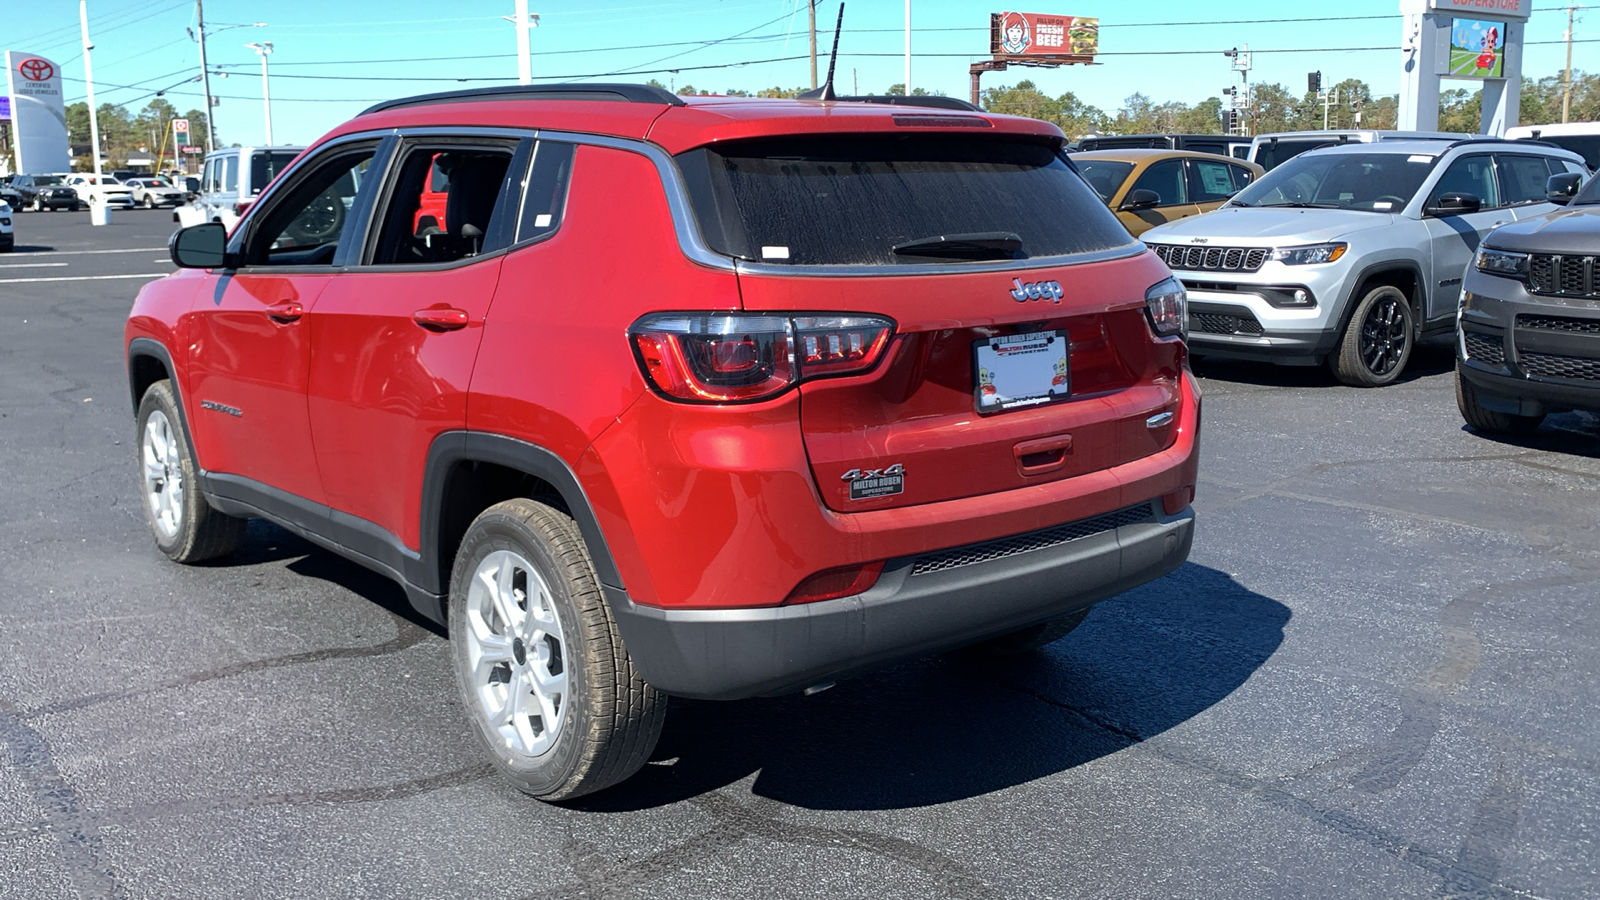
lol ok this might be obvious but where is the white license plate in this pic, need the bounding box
[973,330,1070,414]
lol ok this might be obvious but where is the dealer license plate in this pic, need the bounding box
[973,330,1070,414]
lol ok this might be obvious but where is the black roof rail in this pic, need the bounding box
[360,83,685,117]
[834,95,981,112]
[1444,136,1526,148]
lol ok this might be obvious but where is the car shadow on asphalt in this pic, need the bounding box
[570,563,1290,812]
[1459,410,1600,458]
[211,519,446,636]
[1193,340,1456,388]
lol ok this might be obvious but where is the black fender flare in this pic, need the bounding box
[126,337,192,433]
[419,431,627,597]
[1336,260,1429,337]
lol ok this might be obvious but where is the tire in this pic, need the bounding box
[1456,363,1543,435]
[954,607,1091,657]
[136,381,248,562]
[1330,284,1414,387]
[144,195,156,209]
[31,196,42,213]
[448,499,665,801]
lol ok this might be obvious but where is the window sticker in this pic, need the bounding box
[534,214,552,227]
[1199,166,1233,195]
[1408,155,1434,163]
[761,245,790,259]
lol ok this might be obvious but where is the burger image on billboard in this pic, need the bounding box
[991,12,1098,59]
[1450,17,1505,78]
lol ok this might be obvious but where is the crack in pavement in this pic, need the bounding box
[0,702,130,898]
[21,619,432,719]
[532,791,1000,900]
[0,765,494,844]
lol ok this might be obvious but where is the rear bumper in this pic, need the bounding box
[612,501,1194,700]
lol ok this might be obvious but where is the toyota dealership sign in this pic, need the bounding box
[5,51,70,175]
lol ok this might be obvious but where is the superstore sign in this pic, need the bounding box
[1429,0,1531,19]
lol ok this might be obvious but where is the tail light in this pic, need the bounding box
[630,313,895,403]
[784,561,885,605]
[234,199,254,217]
[1144,277,1186,338]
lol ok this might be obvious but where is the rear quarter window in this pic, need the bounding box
[677,134,1133,266]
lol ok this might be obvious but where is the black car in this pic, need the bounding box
[11,174,80,212]
[0,176,22,209]
[1457,171,1600,434]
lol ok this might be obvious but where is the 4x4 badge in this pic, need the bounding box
[842,464,905,500]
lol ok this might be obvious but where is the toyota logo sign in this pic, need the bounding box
[19,58,53,82]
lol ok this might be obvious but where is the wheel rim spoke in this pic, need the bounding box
[463,548,567,759]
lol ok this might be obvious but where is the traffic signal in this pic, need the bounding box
[1223,86,1236,97]
[1309,71,1322,94]
[1225,109,1239,132]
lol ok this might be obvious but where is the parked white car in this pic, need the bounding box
[0,199,12,252]
[124,176,186,209]
[65,174,135,208]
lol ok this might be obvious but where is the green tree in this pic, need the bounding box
[1439,88,1482,132]
[183,108,215,148]
[66,102,90,144]
[1175,97,1224,135]
[755,85,805,99]
[981,80,1061,122]
[884,83,932,97]
[1250,83,1299,134]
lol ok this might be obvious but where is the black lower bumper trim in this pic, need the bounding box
[609,503,1195,701]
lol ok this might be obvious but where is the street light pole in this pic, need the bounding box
[504,1,538,85]
[246,41,273,145]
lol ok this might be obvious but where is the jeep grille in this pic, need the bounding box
[1147,243,1269,273]
[1527,254,1600,299]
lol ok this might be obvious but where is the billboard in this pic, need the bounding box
[990,12,1098,62]
[5,51,69,174]
[173,118,190,147]
[1429,0,1530,21]
[1449,17,1506,78]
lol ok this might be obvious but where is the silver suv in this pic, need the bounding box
[1143,139,1588,386]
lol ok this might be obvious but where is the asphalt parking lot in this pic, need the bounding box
[1,209,1597,900]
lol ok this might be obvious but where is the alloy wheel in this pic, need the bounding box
[141,409,183,540]
[1359,293,1408,377]
[464,549,568,760]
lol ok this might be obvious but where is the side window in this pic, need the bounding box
[1429,155,1501,209]
[204,160,219,193]
[244,146,377,267]
[1230,163,1256,188]
[223,155,239,193]
[1129,159,1187,208]
[1188,159,1239,204]
[515,140,576,244]
[370,142,517,265]
[1496,155,1557,205]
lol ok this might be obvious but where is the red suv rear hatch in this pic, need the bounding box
[676,132,1185,512]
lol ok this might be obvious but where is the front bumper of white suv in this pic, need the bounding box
[1147,241,1354,365]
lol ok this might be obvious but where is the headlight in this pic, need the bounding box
[1475,247,1527,278]
[1144,276,1186,338]
[1271,243,1348,266]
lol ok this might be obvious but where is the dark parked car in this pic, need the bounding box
[1457,170,1600,433]
[0,175,23,209]
[10,174,79,211]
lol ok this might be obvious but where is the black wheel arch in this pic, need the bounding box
[126,338,191,435]
[421,432,627,602]
[1336,262,1427,339]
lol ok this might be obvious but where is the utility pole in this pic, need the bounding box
[246,41,273,145]
[196,0,215,152]
[504,1,537,85]
[904,0,912,95]
[1563,3,1577,124]
[81,0,110,224]
[808,0,818,90]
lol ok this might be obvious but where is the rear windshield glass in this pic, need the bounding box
[251,151,301,195]
[677,135,1132,265]
[1253,139,1344,172]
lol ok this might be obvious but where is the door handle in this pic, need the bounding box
[413,307,470,331]
[266,300,303,323]
[1014,434,1073,476]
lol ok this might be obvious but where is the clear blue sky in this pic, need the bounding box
[8,1,1596,148]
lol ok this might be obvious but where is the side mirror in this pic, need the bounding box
[184,177,200,193]
[1546,171,1583,205]
[1120,189,1161,212]
[169,222,232,269]
[1424,192,1482,217]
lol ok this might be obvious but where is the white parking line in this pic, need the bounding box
[11,247,168,257]
[0,262,70,269]
[0,272,170,285]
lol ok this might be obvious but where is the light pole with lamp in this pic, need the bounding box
[188,2,265,151]
[245,41,273,145]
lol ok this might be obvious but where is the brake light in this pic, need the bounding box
[784,561,885,605]
[630,313,895,403]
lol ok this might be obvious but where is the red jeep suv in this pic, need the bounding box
[128,84,1200,800]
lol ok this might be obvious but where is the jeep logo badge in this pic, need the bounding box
[1010,278,1064,304]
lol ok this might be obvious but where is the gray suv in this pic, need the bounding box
[1457,170,1600,433]
[1143,139,1587,386]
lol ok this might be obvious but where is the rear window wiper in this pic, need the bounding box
[892,231,1023,261]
